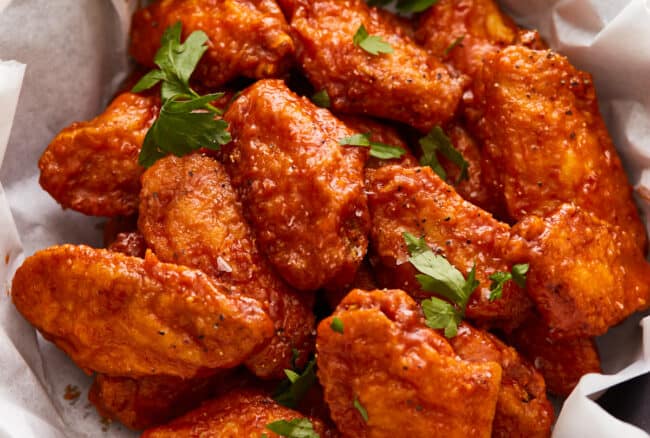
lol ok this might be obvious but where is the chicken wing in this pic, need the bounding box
[278,0,465,131]
[141,388,333,437]
[130,0,294,88]
[139,154,315,378]
[11,245,273,378]
[508,204,649,338]
[509,314,601,396]
[222,79,370,291]
[366,165,532,330]
[39,92,159,217]
[472,46,647,251]
[317,288,502,438]
[450,324,553,438]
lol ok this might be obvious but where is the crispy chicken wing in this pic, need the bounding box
[222,80,370,291]
[39,92,158,217]
[451,324,553,438]
[472,46,647,251]
[366,165,532,330]
[508,204,649,338]
[11,245,273,378]
[317,289,501,438]
[139,154,315,378]
[130,0,294,88]
[509,314,601,396]
[141,388,333,438]
[278,0,465,131]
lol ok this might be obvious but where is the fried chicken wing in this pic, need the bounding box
[278,0,465,131]
[508,204,649,338]
[139,154,315,378]
[450,324,553,438]
[11,245,273,378]
[39,92,159,217]
[472,46,647,251]
[222,79,370,291]
[141,388,333,438]
[130,0,294,88]
[366,165,531,330]
[509,315,601,396]
[317,289,501,438]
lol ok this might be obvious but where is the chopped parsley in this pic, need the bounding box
[339,132,406,159]
[311,89,330,108]
[274,358,317,408]
[330,317,344,334]
[265,418,320,438]
[489,263,529,301]
[354,397,369,422]
[132,22,230,167]
[419,126,469,184]
[353,25,394,55]
[444,35,465,56]
[404,232,479,338]
[367,0,440,12]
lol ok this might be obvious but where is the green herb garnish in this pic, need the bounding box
[444,35,465,56]
[488,263,529,301]
[274,358,317,408]
[367,0,440,12]
[330,317,344,334]
[311,89,331,108]
[419,126,468,184]
[404,232,479,338]
[353,25,394,55]
[265,418,320,438]
[354,397,369,422]
[132,22,230,167]
[339,132,405,159]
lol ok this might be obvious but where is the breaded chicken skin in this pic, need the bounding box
[12,245,273,378]
[222,80,370,291]
[141,388,333,438]
[278,0,465,131]
[139,154,315,378]
[39,92,159,217]
[317,289,502,438]
[130,0,295,88]
[366,165,531,331]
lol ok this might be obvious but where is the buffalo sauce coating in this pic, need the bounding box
[138,154,315,379]
[38,92,159,217]
[472,46,647,252]
[451,324,553,438]
[317,289,501,438]
[11,245,273,378]
[278,0,465,132]
[130,0,295,88]
[366,165,532,331]
[508,204,650,339]
[141,388,334,438]
[508,314,601,397]
[222,79,370,292]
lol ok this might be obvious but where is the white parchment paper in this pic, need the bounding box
[0,0,649,436]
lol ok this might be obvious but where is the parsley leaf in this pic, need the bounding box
[274,358,317,409]
[353,25,393,55]
[339,132,406,159]
[419,126,469,184]
[354,397,369,422]
[366,0,439,12]
[133,22,230,167]
[444,35,465,57]
[330,317,344,334]
[403,232,479,338]
[489,263,529,301]
[311,89,330,108]
[265,418,320,438]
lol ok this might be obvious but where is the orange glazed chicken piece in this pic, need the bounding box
[141,388,333,437]
[508,204,650,339]
[472,46,647,251]
[39,92,159,217]
[11,245,273,378]
[317,289,502,438]
[451,324,553,438]
[222,80,370,291]
[277,0,465,131]
[366,165,531,331]
[139,154,315,378]
[130,0,295,88]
